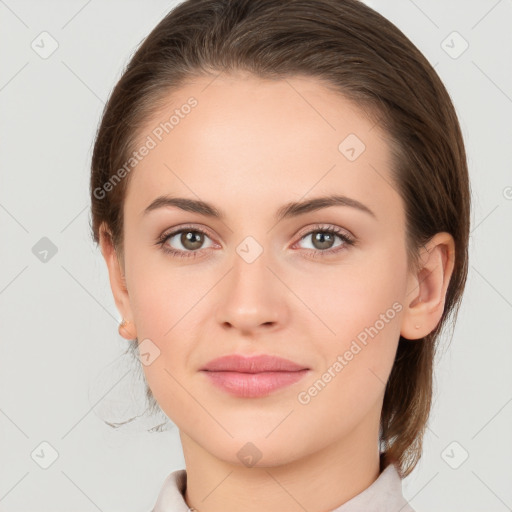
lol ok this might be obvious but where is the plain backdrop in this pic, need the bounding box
[0,1,511,511]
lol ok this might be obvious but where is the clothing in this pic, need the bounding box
[151,461,416,512]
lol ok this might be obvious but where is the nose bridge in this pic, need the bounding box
[215,234,287,330]
[233,237,272,293]
[230,236,274,300]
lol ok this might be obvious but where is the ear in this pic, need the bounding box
[98,222,137,340]
[401,232,456,340]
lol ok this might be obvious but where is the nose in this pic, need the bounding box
[214,247,289,335]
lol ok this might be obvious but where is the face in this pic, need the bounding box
[109,72,419,467]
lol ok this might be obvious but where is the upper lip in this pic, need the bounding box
[200,354,309,373]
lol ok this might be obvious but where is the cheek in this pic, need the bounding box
[301,250,407,396]
[296,295,403,437]
[124,253,210,409]
[125,245,207,339]
[292,253,406,347]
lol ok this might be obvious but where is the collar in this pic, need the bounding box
[151,462,415,512]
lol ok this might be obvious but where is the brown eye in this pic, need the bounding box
[160,227,215,256]
[310,231,336,250]
[294,225,356,258]
[178,230,205,250]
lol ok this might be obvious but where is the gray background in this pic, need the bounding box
[1,0,511,511]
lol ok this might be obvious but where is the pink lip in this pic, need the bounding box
[200,354,310,398]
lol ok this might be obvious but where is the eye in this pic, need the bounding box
[157,225,215,258]
[156,223,356,260]
[294,224,355,257]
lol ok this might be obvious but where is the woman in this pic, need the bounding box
[90,0,471,510]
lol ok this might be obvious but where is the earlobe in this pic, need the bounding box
[400,232,456,340]
[99,222,137,340]
[119,319,137,340]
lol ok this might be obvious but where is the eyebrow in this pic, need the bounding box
[143,194,377,222]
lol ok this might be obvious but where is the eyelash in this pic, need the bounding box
[156,223,356,260]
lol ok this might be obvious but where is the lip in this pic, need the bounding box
[201,354,308,373]
[200,354,310,398]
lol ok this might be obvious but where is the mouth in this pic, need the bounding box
[201,354,310,398]
[200,353,310,398]
[200,353,309,373]
[200,368,310,398]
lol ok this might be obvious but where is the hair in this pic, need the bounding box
[89,0,471,478]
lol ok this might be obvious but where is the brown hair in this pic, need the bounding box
[90,0,471,478]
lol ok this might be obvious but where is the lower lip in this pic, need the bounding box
[201,370,309,398]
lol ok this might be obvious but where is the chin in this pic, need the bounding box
[203,434,308,469]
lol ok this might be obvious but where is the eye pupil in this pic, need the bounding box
[313,231,335,250]
[181,230,204,250]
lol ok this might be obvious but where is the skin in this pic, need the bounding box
[100,71,455,512]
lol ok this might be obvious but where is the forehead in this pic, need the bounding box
[125,73,402,225]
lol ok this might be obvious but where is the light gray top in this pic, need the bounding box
[151,462,416,512]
